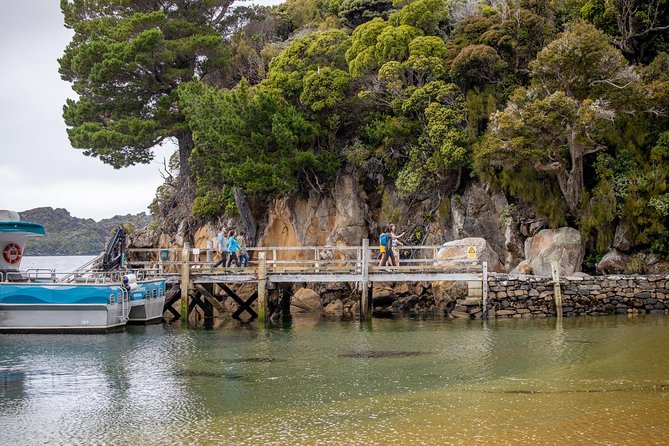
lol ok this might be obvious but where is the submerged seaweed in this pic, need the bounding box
[175,370,244,380]
[222,357,280,364]
[338,351,428,358]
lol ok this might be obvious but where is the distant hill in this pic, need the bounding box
[18,207,151,255]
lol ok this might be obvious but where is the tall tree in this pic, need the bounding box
[59,0,234,180]
[477,22,636,215]
[581,0,669,63]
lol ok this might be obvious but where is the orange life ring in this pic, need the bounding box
[3,243,22,264]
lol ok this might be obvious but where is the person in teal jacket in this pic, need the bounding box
[227,229,240,267]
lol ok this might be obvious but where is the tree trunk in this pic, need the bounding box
[177,131,194,180]
[234,187,257,244]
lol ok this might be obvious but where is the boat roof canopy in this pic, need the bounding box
[0,221,46,236]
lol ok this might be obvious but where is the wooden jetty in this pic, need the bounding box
[126,239,488,326]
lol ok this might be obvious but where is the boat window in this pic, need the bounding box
[153,289,157,299]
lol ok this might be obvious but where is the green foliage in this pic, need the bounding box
[529,21,634,101]
[342,139,373,167]
[267,29,352,99]
[498,203,517,225]
[387,0,449,35]
[300,67,352,112]
[446,7,555,82]
[59,1,232,171]
[582,248,606,272]
[192,187,236,218]
[497,165,568,227]
[581,0,669,63]
[281,0,324,28]
[465,86,499,137]
[396,81,469,195]
[180,80,340,213]
[338,0,395,28]
[451,44,507,89]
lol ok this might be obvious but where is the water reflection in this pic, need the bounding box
[0,315,668,445]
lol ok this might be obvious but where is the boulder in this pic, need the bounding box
[372,282,396,307]
[372,282,395,299]
[435,237,504,272]
[127,229,158,249]
[291,288,322,312]
[324,299,344,317]
[512,227,584,276]
[612,221,634,252]
[349,301,360,317]
[193,223,217,250]
[596,249,630,275]
[449,183,513,267]
[432,281,468,314]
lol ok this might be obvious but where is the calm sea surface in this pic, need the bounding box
[1,257,668,445]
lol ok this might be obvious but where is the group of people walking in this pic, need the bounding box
[212,223,404,268]
[379,223,404,267]
[212,226,249,268]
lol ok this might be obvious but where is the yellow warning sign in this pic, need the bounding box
[467,246,477,259]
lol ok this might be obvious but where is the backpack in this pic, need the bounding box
[380,233,387,247]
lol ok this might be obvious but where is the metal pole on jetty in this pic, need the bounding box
[360,238,371,322]
[257,252,268,327]
[181,242,191,327]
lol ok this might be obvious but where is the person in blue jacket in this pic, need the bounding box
[227,229,240,268]
[378,226,396,267]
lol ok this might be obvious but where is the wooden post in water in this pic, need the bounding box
[180,242,191,327]
[551,261,563,318]
[257,252,268,327]
[360,239,371,321]
[482,261,489,320]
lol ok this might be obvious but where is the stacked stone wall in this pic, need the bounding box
[458,275,669,319]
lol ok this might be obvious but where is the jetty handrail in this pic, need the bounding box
[126,243,472,253]
[125,243,483,276]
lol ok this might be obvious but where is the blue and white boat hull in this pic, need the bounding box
[127,279,166,324]
[0,283,128,333]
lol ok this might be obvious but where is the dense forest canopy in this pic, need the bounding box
[60,0,669,260]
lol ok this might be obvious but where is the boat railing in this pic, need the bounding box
[24,268,58,282]
[54,271,125,284]
[58,252,104,283]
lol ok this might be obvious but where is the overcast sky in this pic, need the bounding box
[0,2,185,221]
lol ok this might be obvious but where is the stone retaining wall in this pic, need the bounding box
[455,274,669,319]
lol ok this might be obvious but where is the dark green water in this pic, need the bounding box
[1,314,668,445]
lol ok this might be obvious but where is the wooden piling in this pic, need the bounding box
[360,238,371,321]
[482,261,489,320]
[257,252,268,326]
[180,242,191,327]
[206,240,213,263]
[551,261,563,318]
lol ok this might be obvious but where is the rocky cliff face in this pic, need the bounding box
[158,174,528,272]
[262,173,369,249]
